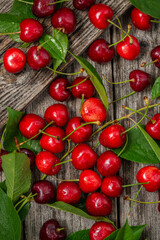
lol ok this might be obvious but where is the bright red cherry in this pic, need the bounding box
[136,166,160,192]
[49,78,71,102]
[146,113,160,140]
[19,148,35,168]
[51,8,76,34]
[27,46,51,70]
[129,70,151,92]
[89,222,116,240]
[131,8,153,31]
[97,150,121,177]
[0,150,8,171]
[151,46,160,69]
[71,77,95,99]
[89,4,113,29]
[32,0,56,18]
[32,180,55,204]
[79,170,101,193]
[36,151,61,175]
[19,113,45,139]
[57,182,81,205]
[101,176,123,198]
[73,0,95,11]
[65,117,92,143]
[99,124,126,149]
[71,143,97,170]
[116,36,140,60]
[3,48,26,74]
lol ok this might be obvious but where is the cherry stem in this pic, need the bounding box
[48,0,69,5]
[52,175,79,182]
[124,196,160,204]
[122,182,150,188]
[80,94,85,113]
[53,158,72,167]
[0,31,20,36]
[92,141,100,150]
[41,174,47,181]
[14,137,20,152]
[0,128,6,153]
[18,0,33,4]
[0,60,3,63]
[47,66,84,76]
[141,59,159,67]
[109,91,136,105]
[60,143,77,162]
[103,74,134,84]
[37,39,51,50]
[118,135,128,157]
[57,228,68,232]
[41,131,58,140]
[67,77,88,89]
[116,16,124,39]
[128,185,143,216]
[150,20,160,23]
[109,29,130,48]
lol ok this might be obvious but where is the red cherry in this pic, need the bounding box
[32,0,56,18]
[0,150,8,171]
[49,78,71,102]
[89,222,116,240]
[19,113,45,139]
[65,117,92,143]
[3,48,26,74]
[129,70,151,92]
[73,0,95,11]
[88,39,115,63]
[99,124,126,149]
[101,176,123,198]
[36,151,61,175]
[151,46,160,69]
[146,113,160,140]
[86,192,112,216]
[97,150,121,177]
[44,104,69,127]
[27,46,51,70]
[51,8,76,34]
[71,143,97,170]
[89,4,113,29]
[71,77,95,99]
[116,36,140,60]
[19,148,35,169]
[79,170,101,193]
[136,166,160,192]
[40,126,65,153]
[131,8,153,31]
[57,182,81,205]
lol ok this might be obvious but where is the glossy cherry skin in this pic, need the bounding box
[20,18,43,42]
[65,117,92,144]
[129,70,151,92]
[49,78,71,102]
[0,150,8,171]
[51,8,76,34]
[86,192,112,216]
[131,8,153,31]
[36,151,61,175]
[136,166,160,192]
[79,170,101,193]
[99,124,126,149]
[3,48,26,74]
[44,104,69,127]
[101,176,123,198]
[97,150,121,177]
[116,36,140,60]
[71,143,97,170]
[151,45,160,69]
[81,98,107,123]
[89,222,116,240]
[19,113,45,139]
[19,148,35,168]
[27,46,51,70]
[32,0,56,18]
[40,127,65,153]
[57,182,81,205]
[88,39,115,63]
[32,180,55,204]
[73,0,95,10]
[146,113,160,140]
[71,77,95,99]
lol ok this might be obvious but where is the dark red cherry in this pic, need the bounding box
[71,77,95,99]
[65,117,92,143]
[3,48,26,74]
[89,222,116,240]
[88,39,115,63]
[19,148,35,168]
[97,150,121,177]
[89,3,113,29]
[73,0,95,11]
[51,8,76,34]
[101,176,123,198]
[129,70,151,92]
[131,8,153,31]
[99,124,126,149]
[79,170,101,193]
[19,113,45,139]
[71,143,97,170]
[0,150,8,171]
[32,180,55,204]
[57,182,81,205]
[146,113,160,140]
[32,0,56,18]
[49,78,71,102]
[27,46,51,70]
[151,45,160,69]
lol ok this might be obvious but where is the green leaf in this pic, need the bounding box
[66,230,90,240]
[114,220,134,240]
[70,53,108,111]
[18,202,30,222]
[0,180,7,192]
[0,188,21,240]
[2,152,31,203]
[152,76,160,100]
[132,224,146,240]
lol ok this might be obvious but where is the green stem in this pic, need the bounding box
[116,16,124,39]
[92,141,100,150]
[0,60,3,63]
[103,74,134,84]
[109,92,136,105]
[150,20,160,23]
[107,19,130,37]
[109,30,130,48]
[118,135,128,157]
[67,77,88,89]
[47,66,84,76]
[125,197,160,204]
[122,182,150,188]
[18,0,33,4]
[51,175,79,182]
[0,31,20,36]
[0,128,6,153]
[41,131,58,139]
[60,144,78,161]
[53,158,72,167]
[14,197,26,209]
[48,0,69,5]
[128,185,143,216]
[141,59,159,67]
[17,198,29,213]
[41,174,47,181]
[80,94,85,112]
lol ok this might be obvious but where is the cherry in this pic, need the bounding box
[57,182,81,205]
[44,104,69,127]
[101,176,123,198]
[19,113,45,139]
[19,148,35,168]
[116,36,140,60]
[89,222,116,240]
[49,78,71,102]
[0,150,8,171]
[88,39,115,63]
[27,46,51,70]
[71,143,97,170]
[40,219,66,240]
[73,0,95,11]
[146,113,160,140]
[65,117,92,143]
[129,70,151,92]
[36,151,61,175]
[97,150,121,177]
[136,166,160,192]
[86,192,112,216]
[32,0,56,18]
[131,8,153,31]
[79,170,101,193]
[99,124,126,149]
[40,126,65,153]
[3,48,26,74]
[32,180,55,204]
[151,45,160,69]
[51,8,76,34]
[81,98,107,123]
[71,77,95,99]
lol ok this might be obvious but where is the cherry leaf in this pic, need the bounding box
[152,76,160,100]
